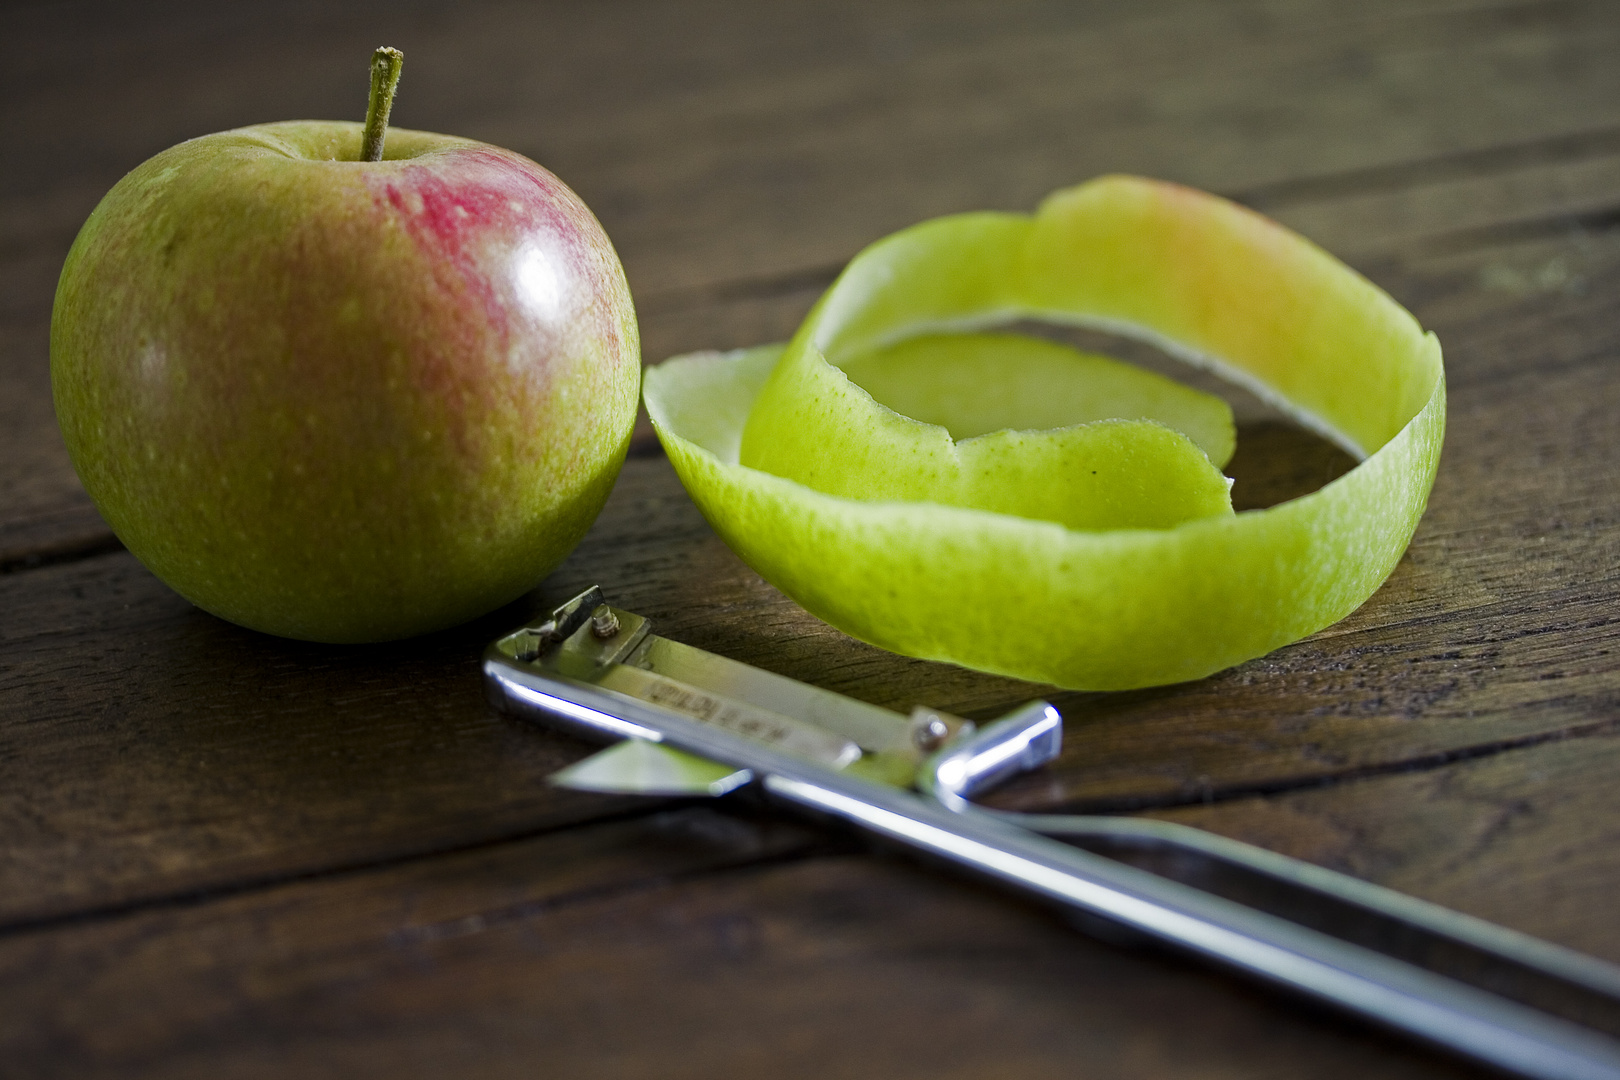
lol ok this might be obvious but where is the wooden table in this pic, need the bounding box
[5,2,1618,1076]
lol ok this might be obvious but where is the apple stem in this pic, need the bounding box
[361,47,404,162]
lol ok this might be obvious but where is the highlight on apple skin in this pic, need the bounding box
[51,120,641,643]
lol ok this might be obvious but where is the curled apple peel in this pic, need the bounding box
[744,331,1238,532]
[643,176,1445,690]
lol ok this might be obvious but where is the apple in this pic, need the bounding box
[51,49,640,642]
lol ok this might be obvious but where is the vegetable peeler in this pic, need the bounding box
[484,586,1620,1080]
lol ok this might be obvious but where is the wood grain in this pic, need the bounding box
[0,805,1475,1080]
[4,289,1615,924]
[1154,728,1620,965]
[9,0,1620,547]
[1,0,1616,905]
[4,1,1620,1075]
[0,466,692,927]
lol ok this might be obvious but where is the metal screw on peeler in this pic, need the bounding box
[590,605,621,639]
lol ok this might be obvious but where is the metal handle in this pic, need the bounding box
[485,606,1620,1079]
[774,771,1620,1080]
[909,710,1620,1079]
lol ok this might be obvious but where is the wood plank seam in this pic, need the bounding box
[1233,123,1620,211]
[0,533,123,576]
[9,713,1610,939]
[1016,714,1620,816]
[1410,203,1620,256]
[384,837,846,950]
[623,153,1620,317]
[636,261,846,314]
[0,799,700,941]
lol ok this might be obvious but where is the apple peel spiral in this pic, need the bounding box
[642,175,1445,690]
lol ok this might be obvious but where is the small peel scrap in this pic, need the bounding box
[642,175,1445,690]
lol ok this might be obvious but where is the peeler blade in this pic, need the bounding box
[549,738,753,797]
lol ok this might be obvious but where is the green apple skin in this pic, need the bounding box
[51,121,640,642]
